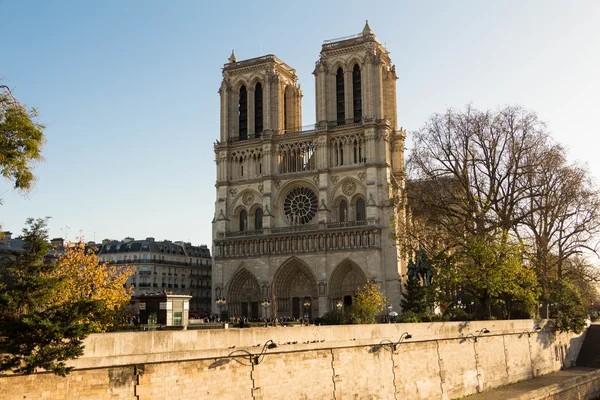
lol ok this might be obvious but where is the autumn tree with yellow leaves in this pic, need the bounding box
[349,282,389,324]
[0,219,135,376]
[50,241,135,332]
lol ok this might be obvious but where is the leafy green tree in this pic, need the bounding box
[549,278,588,333]
[0,85,45,205]
[400,276,429,315]
[348,282,389,324]
[435,232,540,320]
[0,219,98,376]
[320,307,346,325]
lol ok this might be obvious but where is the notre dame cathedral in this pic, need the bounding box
[212,22,406,319]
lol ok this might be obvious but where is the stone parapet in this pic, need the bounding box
[0,320,586,400]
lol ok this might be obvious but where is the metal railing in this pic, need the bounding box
[323,32,363,44]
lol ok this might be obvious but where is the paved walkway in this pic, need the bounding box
[464,367,600,399]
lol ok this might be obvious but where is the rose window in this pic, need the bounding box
[283,187,318,225]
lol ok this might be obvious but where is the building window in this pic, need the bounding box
[356,198,366,221]
[339,200,348,222]
[239,85,248,140]
[336,67,345,125]
[283,187,318,225]
[255,82,263,137]
[255,208,263,230]
[352,64,362,123]
[240,210,248,231]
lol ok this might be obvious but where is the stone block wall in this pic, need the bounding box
[0,320,586,400]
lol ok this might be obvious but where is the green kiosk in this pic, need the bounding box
[137,292,192,328]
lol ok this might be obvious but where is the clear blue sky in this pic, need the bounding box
[1,0,599,247]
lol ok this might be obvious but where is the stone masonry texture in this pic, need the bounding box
[0,320,587,400]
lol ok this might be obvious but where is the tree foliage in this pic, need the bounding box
[0,85,45,203]
[402,105,600,330]
[348,282,389,324]
[0,219,133,376]
[0,219,90,375]
[549,279,588,333]
[455,233,539,319]
[400,275,429,315]
[48,242,135,332]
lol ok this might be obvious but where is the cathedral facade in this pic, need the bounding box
[212,22,406,319]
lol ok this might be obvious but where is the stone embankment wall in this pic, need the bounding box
[0,320,585,400]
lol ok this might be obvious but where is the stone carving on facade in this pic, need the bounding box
[312,175,320,185]
[358,172,366,181]
[367,193,377,206]
[363,49,380,66]
[274,179,281,189]
[219,79,232,94]
[242,191,255,206]
[342,180,357,196]
[342,270,364,295]
[229,188,238,197]
[318,281,327,296]
[216,209,228,221]
[289,272,316,297]
[313,58,328,75]
[264,204,274,217]
[258,184,264,194]
[319,199,330,212]
[331,175,339,185]
[261,283,270,298]
[267,71,280,83]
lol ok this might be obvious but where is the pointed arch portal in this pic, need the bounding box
[273,257,318,319]
[329,259,367,307]
[227,268,261,319]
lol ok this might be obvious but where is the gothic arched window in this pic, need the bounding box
[352,64,362,123]
[255,208,263,230]
[254,83,263,137]
[239,85,248,140]
[356,198,366,221]
[284,86,289,131]
[336,67,345,125]
[339,200,348,223]
[239,210,248,231]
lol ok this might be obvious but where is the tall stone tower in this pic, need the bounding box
[212,22,406,319]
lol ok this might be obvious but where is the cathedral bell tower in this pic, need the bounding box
[218,52,302,143]
[313,21,403,178]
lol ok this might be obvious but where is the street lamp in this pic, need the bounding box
[336,300,343,311]
[303,298,311,324]
[216,296,226,320]
[466,328,490,342]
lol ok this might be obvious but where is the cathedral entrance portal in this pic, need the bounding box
[240,302,259,319]
[273,257,318,319]
[227,267,261,319]
[330,259,367,309]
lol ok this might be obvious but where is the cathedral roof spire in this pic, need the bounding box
[362,20,373,36]
[228,50,237,64]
